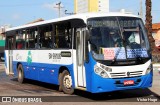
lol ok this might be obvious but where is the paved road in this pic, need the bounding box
[0,62,160,104]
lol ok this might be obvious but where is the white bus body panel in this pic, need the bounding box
[12,49,86,88]
[96,60,152,78]
[12,50,73,65]
[5,50,9,75]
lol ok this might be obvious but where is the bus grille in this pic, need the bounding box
[110,71,143,78]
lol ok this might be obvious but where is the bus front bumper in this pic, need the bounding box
[89,71,153,93]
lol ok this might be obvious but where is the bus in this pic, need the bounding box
[4,13,153,94]
[0,40,5,60]
[0,35,5,61]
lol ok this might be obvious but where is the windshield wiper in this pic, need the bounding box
[110,47,121,64]
[116,17,128,60]
[110,18,125,64]
[136,56,143,63]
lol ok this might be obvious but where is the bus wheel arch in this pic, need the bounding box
[17,63,25,83]
[58,67,74,94]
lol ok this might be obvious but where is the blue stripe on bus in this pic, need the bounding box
[13,61,75,87]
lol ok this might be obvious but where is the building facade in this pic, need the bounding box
[0,24,11,40]
[152,23,160,47]
[74,0,109,14]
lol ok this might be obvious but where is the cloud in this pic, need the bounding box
[12,14,21,20]
[43,3,56,11]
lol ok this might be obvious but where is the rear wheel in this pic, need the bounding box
[58,73,62,91]
[17,64,25,83]
[60,70,74,94]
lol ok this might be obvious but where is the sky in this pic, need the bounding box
[0,0,159,27]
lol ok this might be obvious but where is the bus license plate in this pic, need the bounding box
[124,80,134,85]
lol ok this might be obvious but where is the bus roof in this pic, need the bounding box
[6,12,139,32]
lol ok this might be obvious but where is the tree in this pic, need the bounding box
[145,0,155,51]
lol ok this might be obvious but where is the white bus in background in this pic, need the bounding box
[5,13,152,94]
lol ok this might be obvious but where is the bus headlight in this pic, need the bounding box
[94,65,109,78]
[100,71,108,78]
[94,65,102,74]
[145,64,152,75]
[100,64,112,72]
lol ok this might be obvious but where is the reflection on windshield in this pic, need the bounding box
[88,17,150,61]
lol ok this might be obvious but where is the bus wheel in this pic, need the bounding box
[58,73,62,92]
[17,64,25,83]
[61,70,74,94]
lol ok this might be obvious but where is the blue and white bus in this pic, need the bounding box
[5,13,153,94]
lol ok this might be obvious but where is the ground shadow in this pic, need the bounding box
[10,77,160,102]
[10,78,60,93]
[74,88,160,102]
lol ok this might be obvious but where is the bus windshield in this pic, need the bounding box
[87,17,150,62]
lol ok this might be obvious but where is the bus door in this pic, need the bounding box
[5,36,14,75]
[76,28,86,87]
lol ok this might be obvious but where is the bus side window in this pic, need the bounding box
[58,34,68,48]
[38,25,52,49]
[26,29,36,49]
[16,30,25,49]
[16,40,24,49]
[54,23,71,49]
[28,39,35,48]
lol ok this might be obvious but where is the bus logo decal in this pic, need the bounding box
[127,72,130,77]
[48,53,61,59]
[49,53,52,59]
[27,51,32,65]
[16,54,22,60]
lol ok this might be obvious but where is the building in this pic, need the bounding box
[0,24,11,60]
[0,24,11,40]
[74,0,109,14]
[152,23,160,47]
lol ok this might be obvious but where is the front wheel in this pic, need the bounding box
[17,64,25,83]
[60,70,74,94]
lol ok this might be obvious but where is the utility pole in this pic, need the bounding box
[54,2,63,18]
[140,0,143,19]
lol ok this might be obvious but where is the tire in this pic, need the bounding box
[60,70,74,94]
[58,73,63,92]
[17,64,25,83]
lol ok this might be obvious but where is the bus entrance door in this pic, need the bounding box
[76,28,86,88]
[5,36,14,75]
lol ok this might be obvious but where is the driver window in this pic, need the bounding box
[128,32,140,44]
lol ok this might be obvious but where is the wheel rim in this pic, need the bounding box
[63,74,72,89]
[18,68,22,79]
[18,70,22,80]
